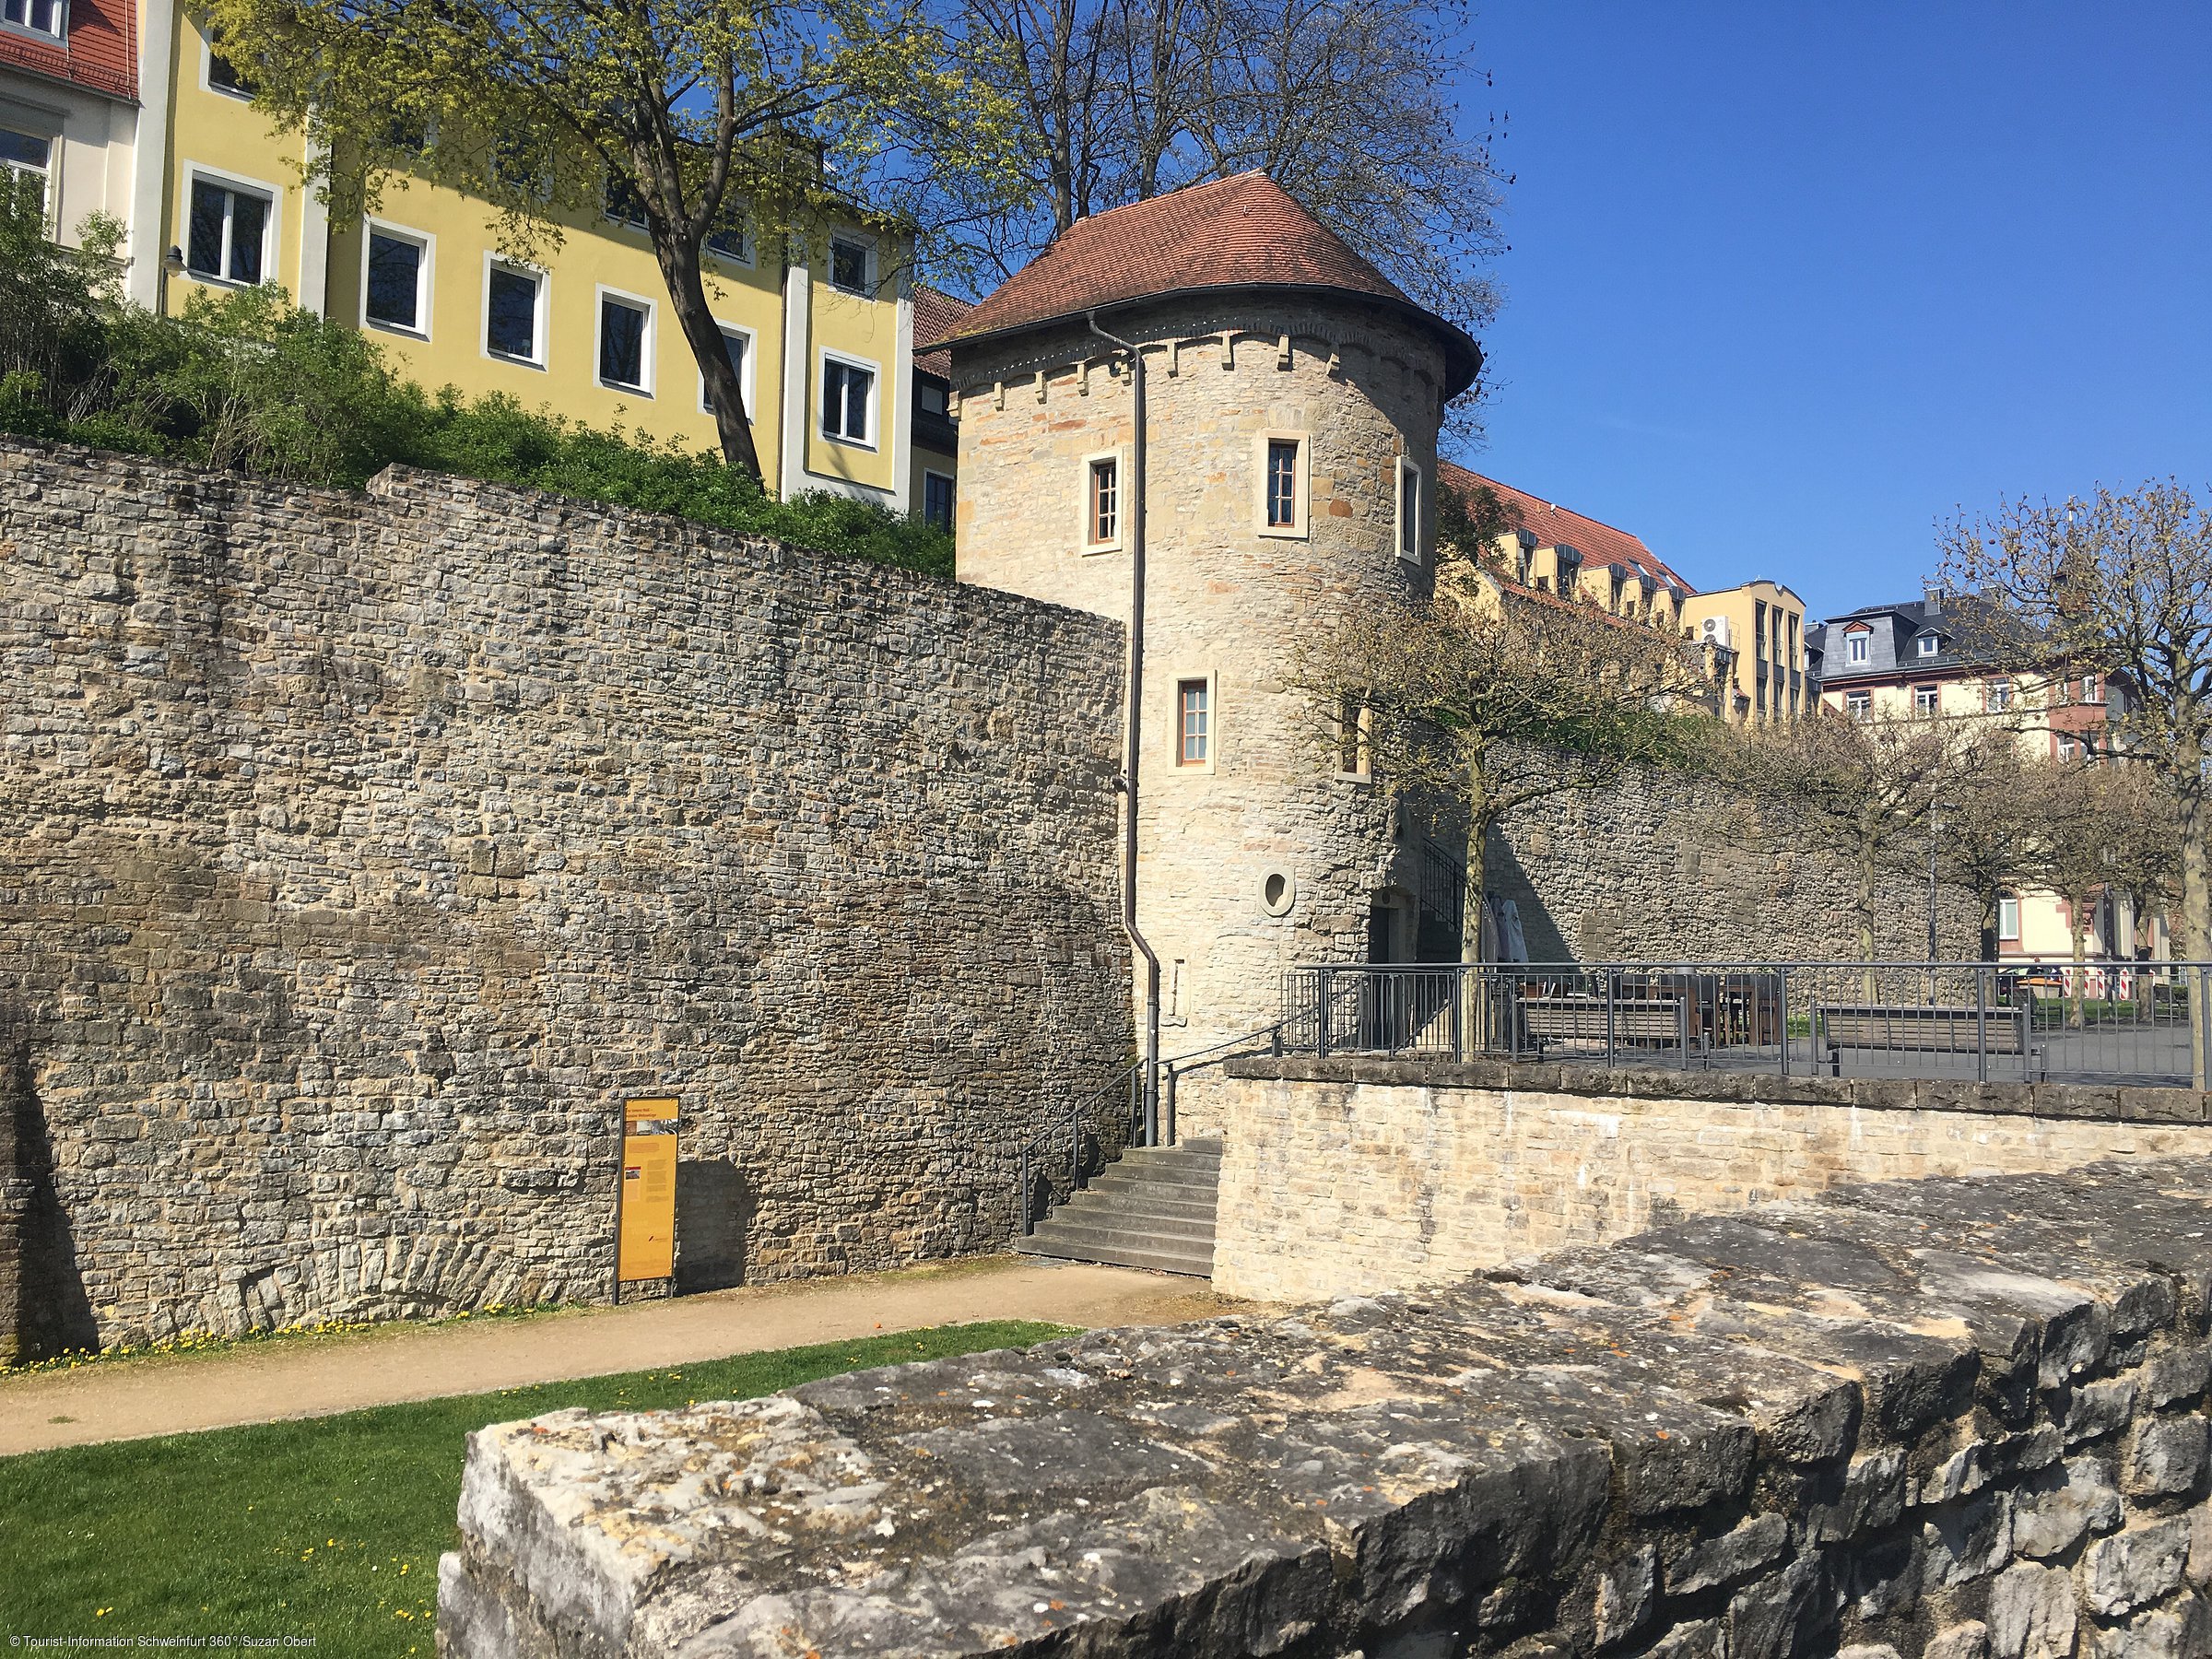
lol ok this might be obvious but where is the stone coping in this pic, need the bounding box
[1221,1053,2212,1124]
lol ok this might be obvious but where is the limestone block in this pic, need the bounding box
[1984,1560,2077,1659]
[2013,1456,2123,1559]
[2131,1415,2212,1499]
[2086,1516,2194,1617]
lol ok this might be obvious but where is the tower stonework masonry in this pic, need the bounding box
[939,174,1482,1110]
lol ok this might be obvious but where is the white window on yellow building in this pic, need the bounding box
[1846,690,1871,722]
[484,257,547,366]
[595,288,654,394]
[1913,686,1940,716]
[820,352,877,446]
[699,324,754,417]
[1999,894,2021,941]
[4,0,62,38]
[828,236,872,294]
[185,171,275,286]
[0,129,50,222]
[362,224,431,338]
[1987,679,2013,712]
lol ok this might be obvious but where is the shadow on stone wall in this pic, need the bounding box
[1,1009,98,1362]
[676,1159,752,1293]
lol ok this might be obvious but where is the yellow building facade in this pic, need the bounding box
[1679,581,1808,723]
[83,0,928,508]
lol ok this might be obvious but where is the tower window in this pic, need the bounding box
[1086,454,1120,548]
[1177,678,1210,767]
[1266,441,1297,526]
[1396,457,1422,563]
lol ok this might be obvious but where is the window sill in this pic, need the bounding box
[364,319,429,343]
[1080,542,1124,557]
[1169,761,1218,778]
[1,19,64,45]
[1255,524,1308,541]
[819,431,877,453]
[182,268,260,290]
[484,349,547,371]
[598,380,653,398]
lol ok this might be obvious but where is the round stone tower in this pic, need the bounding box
[939,173,1482,1122]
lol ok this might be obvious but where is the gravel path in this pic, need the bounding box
[0,1256,1235,1456]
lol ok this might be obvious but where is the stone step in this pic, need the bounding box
[1046,1202,1216,1243]
[1077,1183,1219,1220]
[1018,1230,1215,1277]
[1087,1173,1220,1208]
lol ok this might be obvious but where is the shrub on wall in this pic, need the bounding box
[0,196,952,579]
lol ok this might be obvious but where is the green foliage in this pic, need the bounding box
[0,197,953,577]
[0,1321,1071,1645]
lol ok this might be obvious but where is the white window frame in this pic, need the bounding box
[817,347,879,449]
[480,253,548,370]
[1170,669,1218,775]
[1845,689,1872,722]
[180,164,280,288]
[1845,629,1870,665]
[825,232,874,295]
[1917,634,1939,657]
[1998,894,2021,941]
[1077,447,1125,554]
[921,468,955,532]
[1986,678,2013,712]
[359,218,432,340]
[1394,455,1424,565]
[0,0,64,46]
[0,124,54,228]
[199,34,251,100]
[698,320,756,418]
[591,284,655,397]
[1253,430,1308,539]
[1912,685,1940,716]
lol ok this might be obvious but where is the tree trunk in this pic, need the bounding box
[2179,787,2210,1088]
[2067,888,2090,1030]
[651,226,765,484]
[1856,830,1879,1002]
[1461,781,1495,1055]
[1975,881,1999,963]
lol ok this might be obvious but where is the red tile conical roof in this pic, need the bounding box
[935,172,1478,396]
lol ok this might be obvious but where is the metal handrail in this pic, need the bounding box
[1279,958,2207,1088]
[1013,1060,1143,1240]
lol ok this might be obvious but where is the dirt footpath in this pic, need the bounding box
[0,1256,1236,1456]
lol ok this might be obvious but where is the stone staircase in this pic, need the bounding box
[1016,1138,1222,1277]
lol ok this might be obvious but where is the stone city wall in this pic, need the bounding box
[0,438,1131,1356]
[1211,1056,2212,1304]
[1493,764,1982,966]
[441,1159,2212,1659]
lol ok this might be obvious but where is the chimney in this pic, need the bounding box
[1923,583,1946,616]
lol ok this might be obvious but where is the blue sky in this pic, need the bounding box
[1463,3,2212,619]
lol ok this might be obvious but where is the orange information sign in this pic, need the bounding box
[616,1096,679,1284]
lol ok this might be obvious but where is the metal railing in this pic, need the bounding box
[1284,958,2208,1087]
[1011,1018,1296,1242]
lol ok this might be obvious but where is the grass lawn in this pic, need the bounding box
[0,1319,1072,1655]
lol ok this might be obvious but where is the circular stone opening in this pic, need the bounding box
[1260,870,1294,917]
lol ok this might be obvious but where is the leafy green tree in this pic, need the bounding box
[196,0,1027,482]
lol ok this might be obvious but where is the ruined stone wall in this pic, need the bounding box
[1213,1056,2212,1304]
[0,438,1131,1351]
[439,1159,2212,1659]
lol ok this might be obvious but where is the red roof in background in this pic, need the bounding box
[1441,462,1695,594]
[0,0,135,102]
[912,286,973,380]
[936,172,1479,396]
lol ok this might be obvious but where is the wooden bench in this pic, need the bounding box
[1812,1003,2039,1077]
[1520,994,1697,1060]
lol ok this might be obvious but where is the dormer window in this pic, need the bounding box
[1845,630,1869,665]
[6,0,63,39]
[1917,634,1939,658]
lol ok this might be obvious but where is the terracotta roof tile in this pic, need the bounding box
[1441,462,1695,594]
[911,286,973,380]
[941,172,1477,394]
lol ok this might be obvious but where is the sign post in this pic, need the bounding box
[613,1096,679,1304]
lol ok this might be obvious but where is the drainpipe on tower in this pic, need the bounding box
[1088,310,1161,1147]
